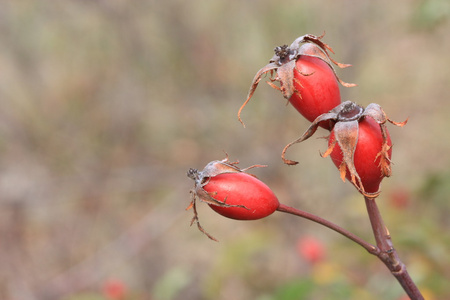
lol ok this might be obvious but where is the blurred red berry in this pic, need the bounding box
[102,279,127,300]
[297,236,326,264]
[389,188,411,209]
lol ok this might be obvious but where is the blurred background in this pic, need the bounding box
[0,1,449,299]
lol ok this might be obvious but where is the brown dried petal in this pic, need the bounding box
[297,43,356,88]
[338,160,348,182]
[238,62,279,126]
[376,142,392,178]
[276,60,297,99]
[320,136,336,158]
[363,103,388,124]
[362,103,407,179]
[200,158,242,181]
[282,111,338,165]
[364,103,408,127]
[199,156,266,184]
[290,33,328,54]
[388,118,408,127]
[337,78,357,88]
[298,43,332,64]
[331,101,353,114]
[372,122,393,179]
[294,38,356,87]
[333,120,364,192]
[302,34,353,69]
[187,197,218,241]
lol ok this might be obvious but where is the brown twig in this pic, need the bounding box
[276,203,377,254]
[364,196,424,300]
[277,200,424,299]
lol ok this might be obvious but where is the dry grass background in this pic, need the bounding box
[0,1,449,299]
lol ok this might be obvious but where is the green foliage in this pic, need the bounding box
[269,278,316,300]
[153,267,191,300]
[412,0,450,30]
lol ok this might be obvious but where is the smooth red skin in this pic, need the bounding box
[203,172,280,220]
[329,117,392,193]
[290,56,341,129]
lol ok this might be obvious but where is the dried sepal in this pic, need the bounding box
[364,103,408,128]
[282,111,339,165]
[296,33,352,69]
[361,103,408,179]
[320,136,336,158]
[289,33,328,54]
[187,194,218,242]
[363,103,388,124]
[291,33,340,66]
[362,189,382,199]
[238,63,279,126]
[275,60,297,99]
[294,41,356,88]
[332,120,364,193]
[190,154,265,183]
[388,118,408,127]
[376,142,392,178]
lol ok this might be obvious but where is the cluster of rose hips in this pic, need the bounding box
[187,33,406,240]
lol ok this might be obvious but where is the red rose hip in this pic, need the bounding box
[289,55,342,127]
[238,34,354,129]
[281,101,406,197]
[187,156,279,240]
[203,172,279,220]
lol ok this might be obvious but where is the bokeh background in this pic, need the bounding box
[1,1,449,299]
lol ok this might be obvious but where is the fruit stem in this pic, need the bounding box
[276,203,377,254]
[364,196,424,300]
